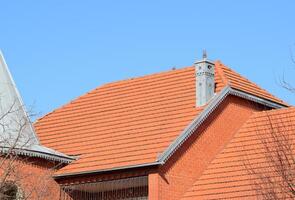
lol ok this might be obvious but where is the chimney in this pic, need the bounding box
[195,50,215,106]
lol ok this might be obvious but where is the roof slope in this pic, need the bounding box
[34,61,286,175]
[0,52,39,147]
[182,107,295,200]
[0,52,74,163]
[215,61,286,105]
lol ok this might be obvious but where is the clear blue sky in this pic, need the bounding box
[1,1,294,118]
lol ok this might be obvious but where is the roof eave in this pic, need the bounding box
[0,147,76,164]
[53,162,160,179]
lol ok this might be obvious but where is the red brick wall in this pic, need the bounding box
[150,96,266,200]
[0,157,68,200]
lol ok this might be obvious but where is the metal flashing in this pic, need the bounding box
[157,86,231,163]
[157,86,287,164]
[0,146,75,163]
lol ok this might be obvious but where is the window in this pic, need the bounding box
[0,181,21,200]
[61,176,148,200]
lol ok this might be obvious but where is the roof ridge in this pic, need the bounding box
[36,84,108,123]
[105,66,193,87]
[35,66,194,123]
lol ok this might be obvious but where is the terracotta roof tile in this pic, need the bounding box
[216,61,286,105]
[34,61,286,175]
[182,107,295,200]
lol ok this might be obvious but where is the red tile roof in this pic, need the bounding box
[34,61,286,175]
[216,61,286,105]
[181,107,295,199]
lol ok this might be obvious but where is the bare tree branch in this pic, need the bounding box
[0,99,62,200]
[245,110,295,199]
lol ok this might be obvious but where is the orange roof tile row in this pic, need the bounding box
[182,107,295,200]
[34,61,286,175]
[216,61,287,106]
[35,67,205,175]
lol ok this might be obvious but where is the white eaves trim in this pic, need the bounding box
[0,146,75,164]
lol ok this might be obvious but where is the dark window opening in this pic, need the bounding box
[0,182,18,200]
[61,176,148,200]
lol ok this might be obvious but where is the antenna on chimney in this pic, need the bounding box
[202,49,207,59]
